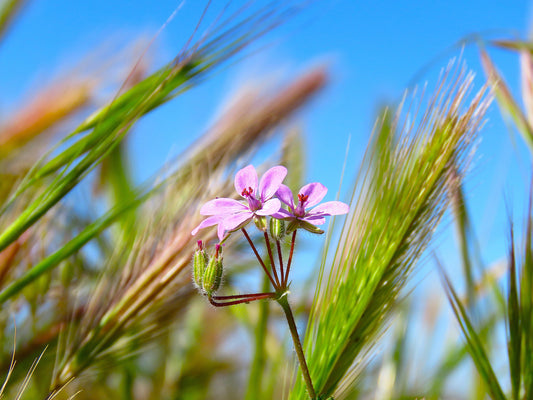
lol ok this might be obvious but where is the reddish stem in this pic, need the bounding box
[212,292,275,300]
[241,228,278,289]
[284,230,297,286]
[263,232,280,288]
[276,239,285,288]
[208,293,275,307]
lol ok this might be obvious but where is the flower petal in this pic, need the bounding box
[191,215,224,236]
[223,212,253,231]
[234,165,258,197]
[302,215,326,225]
[200,198,248,215]
[276,184,295,209]
[259,165,287,201]
[308,201,349,216]
[271,208,293,219]
[217,223,227,241]
[256,198,281,216]
[299,182,328,208]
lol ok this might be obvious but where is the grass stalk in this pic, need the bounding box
[277,295,316,399]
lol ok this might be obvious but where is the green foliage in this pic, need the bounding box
[290,67,490,399]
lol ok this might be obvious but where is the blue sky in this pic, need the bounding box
[1,0,533,286]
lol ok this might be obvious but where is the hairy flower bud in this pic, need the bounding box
[269,217,285,240]
[193,241,208,291]
[202,244,223,295]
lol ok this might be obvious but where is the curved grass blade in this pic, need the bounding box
[480,46,533,153]
[0,0,25,42]
[0,4,294,253]
[439,262,506,400]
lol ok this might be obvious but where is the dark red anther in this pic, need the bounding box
[298,194,309,204]
[241,186,254,197]
[197,240,203,250]
[215,243,221,258]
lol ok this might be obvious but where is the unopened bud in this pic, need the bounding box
[202,244,223,295]
[253,215,268,232]
[286,220,324,235]
[269,217,285,240]
[300,220,324,235]
[193,241,208,290]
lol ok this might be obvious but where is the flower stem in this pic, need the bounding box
[263,232,281,287]
[283,230,297,286]
[209,292,275,307]
[276,239,284,287]
[212,292,276,300]
[277,295,316,399]
[241,228,278,289]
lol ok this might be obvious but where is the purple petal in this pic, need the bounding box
[299,182,328,208]
[234,165,258,197]
[309,201,349,216]
[256,198,281,216]
[200,198,248,215]
[191,215,224,236]
[223,212,253,231]
[276,184,295,209]
[271,208,294,219]
[258,165,287,201]
[217,223,227,241]
[302,215,327,225]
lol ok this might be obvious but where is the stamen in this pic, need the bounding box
[241,186,254,197]
[197,240,203,250]
[298,194,309,204]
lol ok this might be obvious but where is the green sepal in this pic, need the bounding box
[300,220,324,235]
[286,219,324,235]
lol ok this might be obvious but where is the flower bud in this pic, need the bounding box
[202,244,223,295]
[269,217,285,240]
[253,215,268,232]
[193,241,208,290]
[300,220,324,235]
[286,220,324,235]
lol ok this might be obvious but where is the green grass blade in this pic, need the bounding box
[480,47,533,153]
[507,225,521,400]
[0,0,25,42]
[450,175,478,309]
[98,142,138,244]
[522,196,533,397]
[440,265,506,400]
[0,186,151,304]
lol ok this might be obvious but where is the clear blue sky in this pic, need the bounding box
[1,0,532,283]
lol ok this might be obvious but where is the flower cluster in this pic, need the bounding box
[191,164,349,397]
[192,164,349,241]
